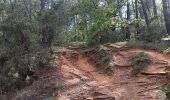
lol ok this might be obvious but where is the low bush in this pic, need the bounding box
[127,40,168,51]
[131,52,151,75]
[137,17,166,43]
[0,19,53,93]
[160,84,170,99]
[164,47,170,54]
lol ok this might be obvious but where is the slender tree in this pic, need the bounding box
[127,0,130,21]
[23,0,32,20]
[135,0,140,34]
[141,0,150,27]
[152,0,157,16]
[145,0,152,16]
[117,0,122,17]
[162,0,170,34]
[40,0,45,10]
[139,6,144,19]
[135,0,139,20]
[126,0,130,39]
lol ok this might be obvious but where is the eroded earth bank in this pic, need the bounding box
[13,43,170,100]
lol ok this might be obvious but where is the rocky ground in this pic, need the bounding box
[7,43,170,100]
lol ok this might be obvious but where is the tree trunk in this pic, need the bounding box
[140,0,150,27]
[139,6,144,19]
[152,0,157,16]
[51,0,54,9]
[135,0,140,35]
[117,0,122,17]
[131,0,135,13]
[126,0,130,39]
[162,0,170,34]
[41,0,45,10]
[14,0,19,21]
[145,0,152,16]
[127,0,130,20]
[135,0,139,20]
[23,0,32,20]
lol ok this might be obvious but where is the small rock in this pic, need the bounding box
[87,81,98,87]
[80,75,89,80]
[65,78,80,86]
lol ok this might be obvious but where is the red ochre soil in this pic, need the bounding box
[8,45,170,100]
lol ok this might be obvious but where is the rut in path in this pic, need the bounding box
[57,46,170,100]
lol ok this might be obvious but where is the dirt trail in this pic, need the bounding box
[57,46,170,100]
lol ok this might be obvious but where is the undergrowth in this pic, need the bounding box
[131,52,151,75]
[164,47,170,54]
[127,40,168,51]
[160,84,170,99]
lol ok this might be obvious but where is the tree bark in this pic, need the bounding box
[41,0,46,10]
[131,0,135,13]
[145,0,152,16]
[117,0,122,17]
[14,0,19,21]
[126,0,130,39]
[135,0,140,35]
[139,6,144,19]
[162,0,170,34]
[51,0,54,9]
[152,0,157,16]
[127,0,130,20]
[135,0,139,19]
[23,0,32,20]
[140,0,150,27]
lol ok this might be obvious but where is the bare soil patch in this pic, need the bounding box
[6,45,170,100]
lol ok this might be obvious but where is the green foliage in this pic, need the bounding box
[164,47,170,54]
[0,0,73,93]
[132,52,150,68]
[137,17,165,42]
[35,48,52,67]
[131,52,151,75]
[0,17,52,93]
[160,84,170,99]
[127,40,168,51]
[71,0,127,45]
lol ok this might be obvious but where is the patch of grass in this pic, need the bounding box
[164,47,170,54]
[131,52,151,75]
[160,84,170,99]
[45,96,56,100]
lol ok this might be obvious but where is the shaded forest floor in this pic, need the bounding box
[7,43,170,100]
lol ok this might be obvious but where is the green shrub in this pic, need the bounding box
[131,52,151,75]
[35,48,52,67]
[137,17,166,43]
[0,18,53,93]
[160,84,170,99]
[127,40,168,51]
[164,47,170,54]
